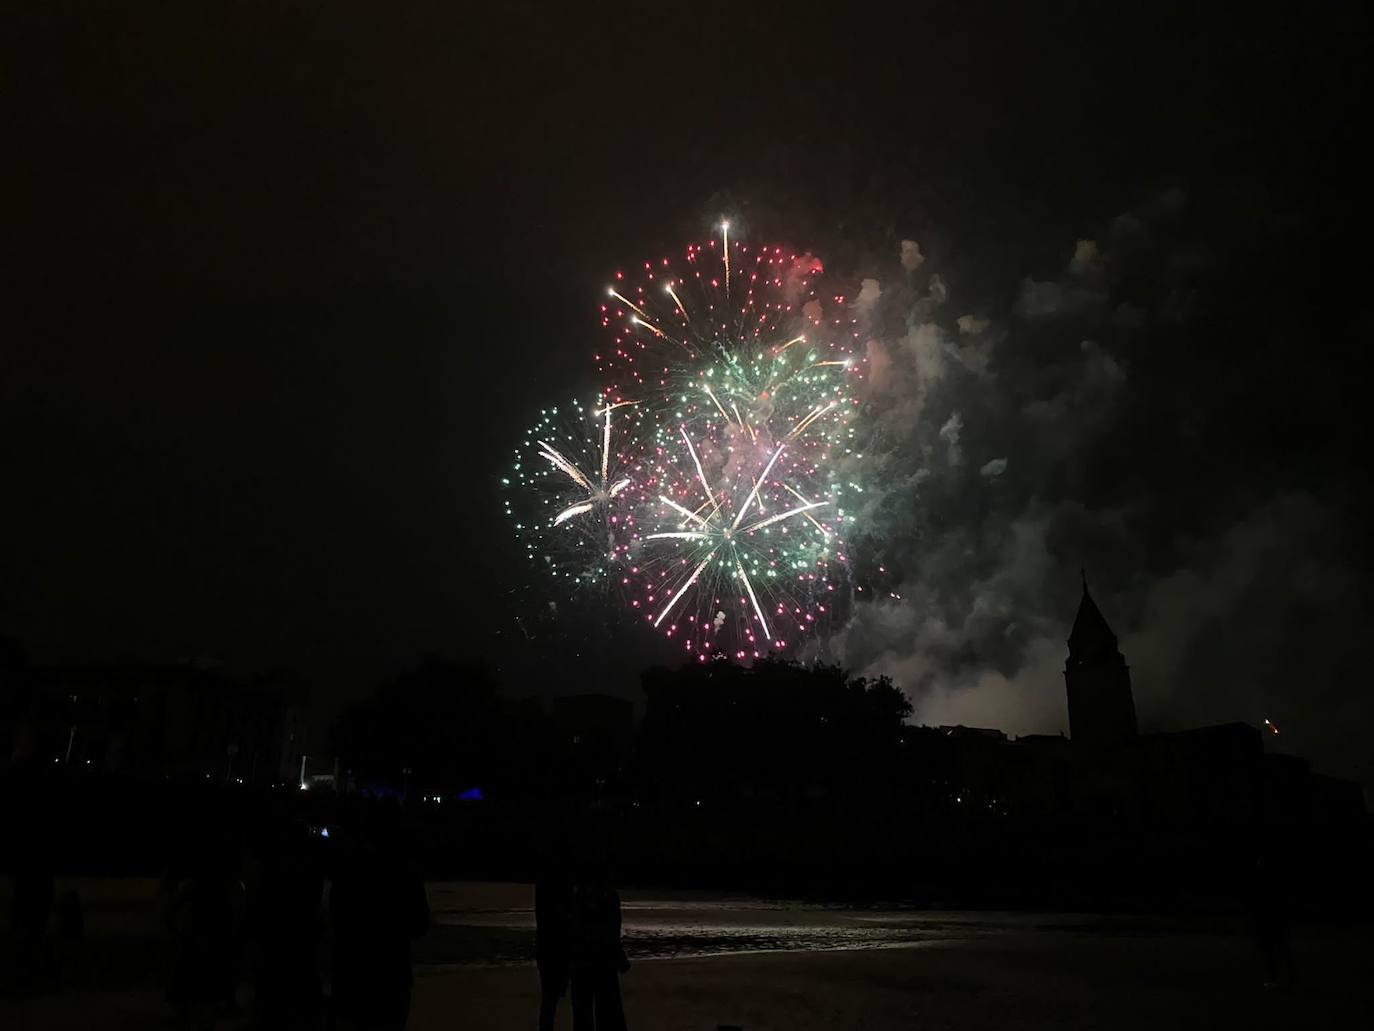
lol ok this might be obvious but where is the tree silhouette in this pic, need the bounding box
[637,657,911,801]
[334,655,500,794]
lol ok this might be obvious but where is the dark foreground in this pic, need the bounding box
[4,880,1372,1029]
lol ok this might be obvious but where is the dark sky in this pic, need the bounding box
[4,4,1371,778]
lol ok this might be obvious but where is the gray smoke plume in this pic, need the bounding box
[817,193,1373,791]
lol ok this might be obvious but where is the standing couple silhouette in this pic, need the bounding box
[536,845,630,1031]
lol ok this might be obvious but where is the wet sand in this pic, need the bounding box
[4,879,1372,1029]
[409,924,1373,1031]
[421,881,1056,964]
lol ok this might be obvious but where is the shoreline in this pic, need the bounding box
[416,934,975,973]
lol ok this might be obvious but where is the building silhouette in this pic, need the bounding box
[0,656,311,784]
[1064,572,1138,747]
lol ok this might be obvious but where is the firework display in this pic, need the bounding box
[502,397,647,595]
[505,225,862,658]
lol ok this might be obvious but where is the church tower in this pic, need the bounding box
[1064,572,1138,747]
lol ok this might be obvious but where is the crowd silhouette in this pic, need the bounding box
[1,758,645,1031]
[148,799,632,1029]
[146,799,430,1031]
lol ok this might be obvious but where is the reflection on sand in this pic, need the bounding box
[419,884,1062,967]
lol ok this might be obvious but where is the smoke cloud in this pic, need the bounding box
[900,239,925,272]
[819,194,1373,790]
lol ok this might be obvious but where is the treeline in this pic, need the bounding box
[634,659,911,801]
[330,656,915,803]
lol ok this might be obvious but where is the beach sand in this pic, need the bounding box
[409,926,1373,1031]
[3,879,1371,1029]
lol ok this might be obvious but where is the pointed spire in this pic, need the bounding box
[1068,570,1118,662]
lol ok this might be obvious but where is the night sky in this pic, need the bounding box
[4,5,1370,784]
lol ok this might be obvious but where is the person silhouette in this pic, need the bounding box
[9,752,56,990]
[251,819,324,1029]
[56,889,85,986]
[1252,852,1296,988]
[569,851,629,1031]
[164,827,242,1031]
[536,856,574,1031]
[328,802,429,1031]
